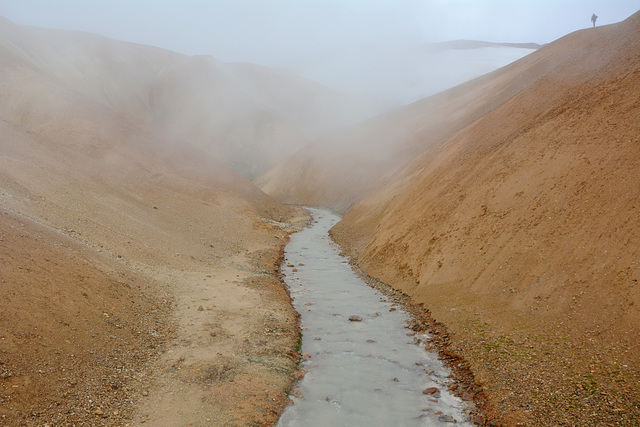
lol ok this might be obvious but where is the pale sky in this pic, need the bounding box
[0,1,637,66]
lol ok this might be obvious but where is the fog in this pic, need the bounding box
[1,0,637,105]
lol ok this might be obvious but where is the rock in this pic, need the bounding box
[197,306,204,311]
[448,384,458,391]
[94,409,104,416]
[426,369,434,375]
[393,377,399,382]
[366,339,376,343]
[438,414,455,423]
[292,268,298,272]
[415,361,424,366]
[462,391,474,401]
[473,415,486,424]
[348,315,363,322]
[423,387,439,395]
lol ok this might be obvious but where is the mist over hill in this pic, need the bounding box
[2,6,638,425]
[279,41,537,106]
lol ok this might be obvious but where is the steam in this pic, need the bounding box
[0,0,637,178]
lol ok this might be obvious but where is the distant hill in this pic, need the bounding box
[280,39,537,106]
[261,11,640,425]
[0,17,381,178]
[427,39,542,50]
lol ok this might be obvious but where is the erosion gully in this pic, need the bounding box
[277,208,471,426]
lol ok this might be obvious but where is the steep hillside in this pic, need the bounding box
[330,11,640,425]
[0,17,312,425]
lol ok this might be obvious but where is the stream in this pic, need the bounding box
[277,208,471,426]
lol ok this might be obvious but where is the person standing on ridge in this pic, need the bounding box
[591,13,598,27]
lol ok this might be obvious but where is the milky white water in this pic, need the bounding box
[277,208,471,426]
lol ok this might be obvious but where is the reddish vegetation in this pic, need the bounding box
[265,12,640,426]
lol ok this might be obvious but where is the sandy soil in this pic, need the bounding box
[0,111,312,425]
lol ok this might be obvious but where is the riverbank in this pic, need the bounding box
[280,209,471,426]
[0,198,311,426]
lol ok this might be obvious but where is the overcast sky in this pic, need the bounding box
[0,1,637,66]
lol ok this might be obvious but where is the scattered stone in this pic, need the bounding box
[462,391,474,401]
[438,414,455,423]
[348,315,363,322]
[415,361,424,366]
[426,369,434,375]
[313,336,321,340]
[366,339,376,343]
[448,384,458,391]
[393,377,399,382]
[389,307,396,312]
[197,306,204,311]
[292,268,298,272]
[423,387,439,395]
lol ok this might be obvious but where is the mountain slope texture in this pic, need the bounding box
[0,17,322,425]
[327,12,640,425]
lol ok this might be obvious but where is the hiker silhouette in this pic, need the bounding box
[591,13,598,27]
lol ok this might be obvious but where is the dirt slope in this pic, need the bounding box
[0,17,314,426]
[330,12,640,425]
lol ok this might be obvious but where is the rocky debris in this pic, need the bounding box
[348,315,363,322]
[423,387,440,395]
[462,392,474,401]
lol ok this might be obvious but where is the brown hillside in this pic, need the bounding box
[0,206,171,425]
[331,11,640,426]
[0,17,312,426]
[258,11,636,214]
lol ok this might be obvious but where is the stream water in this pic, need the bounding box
[277,208,471,426]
